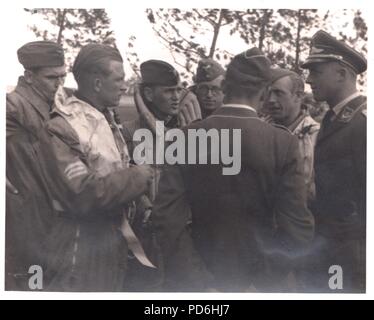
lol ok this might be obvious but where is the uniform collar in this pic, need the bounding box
[15,76,51,121]
[332,91,361,116]
[222,104,257,114]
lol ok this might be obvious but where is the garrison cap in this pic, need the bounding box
[194,58,225,83]
[17,41,65,69]
[140,60,180,86]
[301,30,367,74]
[73,44,123,81]
[226,47,272,87]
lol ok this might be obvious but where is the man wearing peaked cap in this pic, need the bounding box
[6,41,66,290]
[152,48,314,292]
[301,30,367,293]
[301,30,367,74]
[192,58,225,118]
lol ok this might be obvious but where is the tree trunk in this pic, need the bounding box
[56,9,67,44]
[294,10,303,72]
[258,10,272,51]
[208,9,225,58]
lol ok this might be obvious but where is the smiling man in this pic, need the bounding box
[301,30,367,293]
[267,68,320,202]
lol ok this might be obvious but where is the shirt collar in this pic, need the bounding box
[222,104,257,114]
[332,91,361,115]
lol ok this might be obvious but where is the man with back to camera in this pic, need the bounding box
[153,48,315,292]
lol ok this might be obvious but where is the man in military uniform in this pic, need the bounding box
[301,30,367,292]
[123,60,202,290]
[153,48,315,292]
[191,58,225,119]
[6,41,66,290]
[37,44,154,291]
[266,68,320,202]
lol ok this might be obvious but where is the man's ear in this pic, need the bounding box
[295,91,305,103]
[24,70,34,84]
[336,65,348,82]
[143,86,154,103]
[221,79,228,95]
[93,77,102,93]
[259,86,269,102]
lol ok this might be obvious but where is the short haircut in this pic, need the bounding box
[75,58,111,87]
[288,73,305,95]
[224,80,266,100]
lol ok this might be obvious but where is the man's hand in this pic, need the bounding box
[178,90,202,127]
[133,84,157,134]
[6,177,18,194]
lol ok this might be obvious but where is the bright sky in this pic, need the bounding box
[1,0,374,300]
[2,2,369,89]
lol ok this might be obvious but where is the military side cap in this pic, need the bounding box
[73,44,123,80]
[301,30,367,74]
[271,68,299,84]
[194,58,225,83]
[226,47,272,87]
[140,60,180,86]
[17,41,64,69]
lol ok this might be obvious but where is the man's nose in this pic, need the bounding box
[268,92,277,103]
[172,90,180,100]
[206,88,213,98]
[306,74,312,85]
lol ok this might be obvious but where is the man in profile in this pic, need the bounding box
[6,41,66,290]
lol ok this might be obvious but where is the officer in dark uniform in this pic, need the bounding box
[191,58,225,119]
[300,30,367,292]
[6,41,66,290]
[153,48,315,292]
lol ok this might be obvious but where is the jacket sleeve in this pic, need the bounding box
[352,112,366,217]
[6,93,24,139]
[39,116,149,217]
[273,136,315,250]
[153,164,214,290]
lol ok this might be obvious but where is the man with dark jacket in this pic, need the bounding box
[6,41,66,290]
[153,48,315,292]
[301,30,367,292]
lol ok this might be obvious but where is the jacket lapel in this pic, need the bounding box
[317,95,366,144]
[15,77,51,121]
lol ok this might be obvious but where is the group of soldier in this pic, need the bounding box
[6,28,366,293]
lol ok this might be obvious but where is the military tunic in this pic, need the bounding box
[153,105,315,292]
[308,94,366,292]
[6,76,57,290]
[288,112,320,202]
